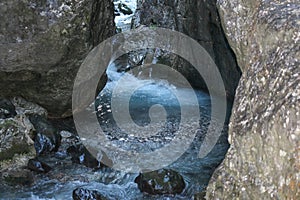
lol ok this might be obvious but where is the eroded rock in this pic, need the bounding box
[206,0,300,199]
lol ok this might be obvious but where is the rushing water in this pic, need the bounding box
[0,1,230,199]
[0,62,230,200]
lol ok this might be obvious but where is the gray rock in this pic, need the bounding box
[0,0,115,117]
[206,0,300,199]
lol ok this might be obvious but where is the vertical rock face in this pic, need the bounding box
[207,0,300,199]
[0,0,115,117]
[133,0,241,98]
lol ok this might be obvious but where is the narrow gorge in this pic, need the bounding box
[0,0,299,199]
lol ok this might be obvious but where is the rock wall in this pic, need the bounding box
[207,0,300,199]
[132,0,241,99]
[0,0,115,117]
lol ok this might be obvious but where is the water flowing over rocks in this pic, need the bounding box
[131,0,241,99]
[206,0,300,199]
[0,0,115,117]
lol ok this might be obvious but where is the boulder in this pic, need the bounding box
[206,0,300,199]
[134,169,185,195]
[0,0,115,117]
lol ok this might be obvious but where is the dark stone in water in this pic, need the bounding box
[67,145,100,169]
[27,158,52,173]
[134,169,186,195]
[29,114,61,155]
[0,99,16,119]
[72,188,107,200]
[118,3,133,15]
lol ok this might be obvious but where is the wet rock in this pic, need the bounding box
[27,158,52,173]
[30,114,61,155]
[134,169,185,195]
[0,99,16,119]
[118,3,133,15]
[72,188,107,200]
[0,0,115,117]
[2,169,34,186]
[206,0,300,199]
[67,145,100,169]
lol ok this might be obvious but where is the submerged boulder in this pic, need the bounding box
[207,0,300,199]
[134,169,185,195]
[0,0,115,117]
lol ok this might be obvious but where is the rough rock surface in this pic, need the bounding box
[134,169,185,195]
[132,0,241,99]
[0,97,49,172]
[207,0,300,199]
[0,0,115,117]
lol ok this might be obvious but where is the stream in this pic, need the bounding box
[0,60,230,200]
[0,1,231,199]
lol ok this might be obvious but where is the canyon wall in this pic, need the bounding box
[207,0,300,199]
